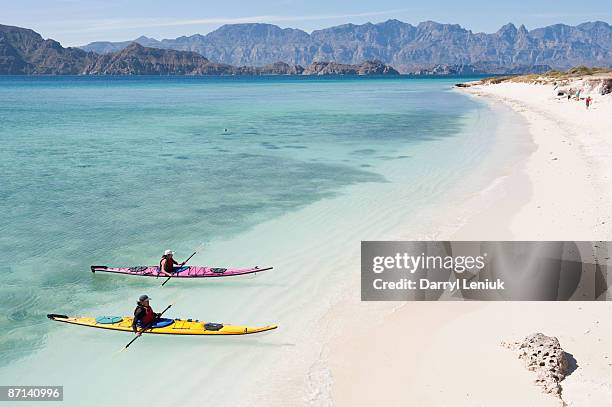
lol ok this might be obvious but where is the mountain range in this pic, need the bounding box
[0,24,397,75]
[80,20,612,73]
[1,19,611,75]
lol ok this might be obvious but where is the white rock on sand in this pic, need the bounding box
[503,333,570,399]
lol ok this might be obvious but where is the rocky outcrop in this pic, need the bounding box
[81,43,230,75]
[601,79,612,95]
[245,61,304,75]
[409,63,552,76]
[80,20,612,73]
[0,24,95,74]
[411,64,477,76]
[585,78,612,95]
[0,36,28,74]
[504,333,570,399]
[356,60,400,75]
[302,60,399,75]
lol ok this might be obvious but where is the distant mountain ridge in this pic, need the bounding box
[80,20,612,73]
[0,25,398,75]
[0,24,95,74]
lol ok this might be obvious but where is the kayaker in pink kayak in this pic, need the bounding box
[132,295,160,336]
[159,249,186,277]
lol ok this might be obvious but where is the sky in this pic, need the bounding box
[2,0,611,46]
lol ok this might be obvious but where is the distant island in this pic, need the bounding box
[83,43,399,76]
[1,19,611,75]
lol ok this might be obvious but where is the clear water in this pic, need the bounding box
[0,76,506,405]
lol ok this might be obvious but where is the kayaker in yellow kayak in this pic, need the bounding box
[159,249,186,277]
[132,295,160,336]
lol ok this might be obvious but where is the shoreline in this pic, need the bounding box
[307,81,612,406]
[462,81,612,240]
[252,88,536,406]
[2,78,519,407]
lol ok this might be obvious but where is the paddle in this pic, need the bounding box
[121,303,173,351]
[161,251,196,287]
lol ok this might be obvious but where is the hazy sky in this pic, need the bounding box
[3,0,611,46]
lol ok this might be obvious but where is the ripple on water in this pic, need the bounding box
[351,148,377,156]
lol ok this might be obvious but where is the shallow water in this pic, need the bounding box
[0,76,509,405]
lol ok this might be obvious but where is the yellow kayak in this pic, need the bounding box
[47,314,277,335]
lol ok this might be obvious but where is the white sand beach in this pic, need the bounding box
[261,79,612,407]
[465,80,612,241]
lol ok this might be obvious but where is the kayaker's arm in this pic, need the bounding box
[172,258,187,267]
[132,307,145,333]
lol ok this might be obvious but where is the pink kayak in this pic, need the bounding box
[90,265,272,278]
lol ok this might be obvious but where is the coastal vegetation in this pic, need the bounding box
[465,67,612,96]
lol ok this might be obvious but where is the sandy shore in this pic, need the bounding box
[464,81,612,240]
[324,81,612,406]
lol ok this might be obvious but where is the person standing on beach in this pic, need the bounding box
[132,295,160,335]
[159,250,185,277]
[586,96,592,109]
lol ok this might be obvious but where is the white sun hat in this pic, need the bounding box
[164,249,175,256]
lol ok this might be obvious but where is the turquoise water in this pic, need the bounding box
[0,76,501,405]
